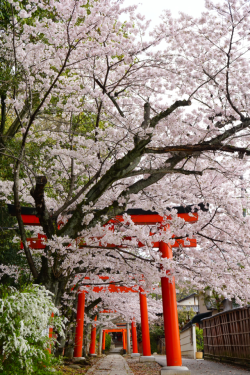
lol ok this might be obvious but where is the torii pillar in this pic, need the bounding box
[159,242,190,375]
[122,329,127,354]
[74,290,85,358]
[89,316,97,356]
[102,330,106,354]
[139,287,155,362]
[131,320,140,357]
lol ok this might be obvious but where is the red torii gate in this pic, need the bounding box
[89,314,134,356]
[74,277,141,358]
[101,329,127,354]
[97,322,138,356]
[8,203,206,373]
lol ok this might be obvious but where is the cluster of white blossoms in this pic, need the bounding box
[0,285,65,372]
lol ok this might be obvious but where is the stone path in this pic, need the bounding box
[108,347,122,354]
[86,354,133,375]
[155,356,250,374]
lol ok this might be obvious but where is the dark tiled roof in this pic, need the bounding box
[177,293,198,303]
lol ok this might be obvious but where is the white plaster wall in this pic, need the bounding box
[178,295,199,306]
[180,325,196,359]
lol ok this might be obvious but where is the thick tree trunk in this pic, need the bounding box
[64,333,75,359]
[36,265,73,357]
[37,266,67,306]
[63,294,78,358]
[83,324,91,357]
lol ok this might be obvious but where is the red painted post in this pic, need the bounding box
[49,327,53,339]
[74,291,85,358]
[125,328,128,352]
[102,331,106,353]
[122,329,126,354]
[89,316,97,355]
[131,320,139,353]
[48,312,54,354]
[159,241,182,366]
[139,287,151,356]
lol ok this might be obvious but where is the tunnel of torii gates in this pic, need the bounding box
[9,203,207,368]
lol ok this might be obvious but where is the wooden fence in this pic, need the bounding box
[157,337,165,355]
[202,306,250,365]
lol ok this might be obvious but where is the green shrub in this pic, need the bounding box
[150,338,158,354]
[150,325,164,354]
[0,284,65,374]
[178,307,196,329]
[196,327,204,352]
[1,351,63,375]
[105,334,111,351]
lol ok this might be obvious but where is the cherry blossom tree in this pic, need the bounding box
[1,0,250,341]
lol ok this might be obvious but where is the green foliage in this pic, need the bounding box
[149,324,164,354]
[196,327,204,352]
[150,338,158,354]
[150,290,162,301]
[178,307,196,329]
[0,203,31,286]
[0,0,11,32]
[202,287,231,311]
[1,351,63,375]
[105,333,111,351]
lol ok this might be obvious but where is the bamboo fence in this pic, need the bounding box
[202,307,250,362]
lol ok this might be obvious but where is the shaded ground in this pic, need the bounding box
[56,356,99,374]
[57,366,91,374]
[126,357,162,375]
[155,355,250,375]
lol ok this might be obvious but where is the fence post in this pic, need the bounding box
[126,323,131,354]
[98,328,103,356]
[192,324,197,359]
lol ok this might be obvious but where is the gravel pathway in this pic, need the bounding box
[154,355,250,374]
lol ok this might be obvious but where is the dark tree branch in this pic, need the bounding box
[5,99,30,138]
[94,78,125,117]
[149,99,191,128]
[141,102,150,129]
[79,245,155,263]
[145,143,250,156]
[225,10,245,121]
[124,167,203,178]
[79,155,185,232]
[53,169,102,219]
[0,93,6,137]
[13,157,38,279]
[85,297,102,313]
[30,176,56,239]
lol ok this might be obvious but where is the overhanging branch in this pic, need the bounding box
[124,167,203,178]
[82,154,186,231]
[149,99,191,128]
[145,144,250,156]
[94,78,125,117]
